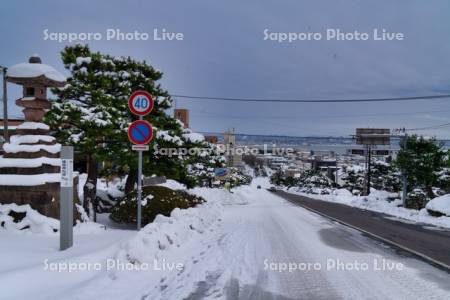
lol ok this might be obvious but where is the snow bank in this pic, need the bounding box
[426,194,450,216]
[112,182,257,272]
[0,203,59,234]
[7,62,66,82]
[114,200,221,266]
[0,203,106,235]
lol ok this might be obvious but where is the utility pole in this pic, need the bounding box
[367,145,371,195]
[400,131,408,207]
[394,128,408,207]
[1,66,8,143]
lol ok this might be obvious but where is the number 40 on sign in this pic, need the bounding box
[128,90,154,116]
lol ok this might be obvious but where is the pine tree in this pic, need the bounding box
[46,45,222,216]
[395,135,447,206]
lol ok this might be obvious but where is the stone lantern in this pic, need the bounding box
[0,55,78,219]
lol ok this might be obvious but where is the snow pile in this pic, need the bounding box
[158,179,186,190]
[74,204,107,234]
[0,203,59,234]
[7,62,66,82]
[112,182,258,273]
[3,143,61,154]
[0,157,60,168]
[21,96,36,101]
[16,122,50,130]
[0,173,60,185]
[10,135,55,145]
[426,194,450,216]
[114,200,222,267]
[291,188,450,229]
[0,203,106,235]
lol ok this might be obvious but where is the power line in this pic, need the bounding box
[172,94,450,103]
[191,109,450,120]
[407,122,450,131]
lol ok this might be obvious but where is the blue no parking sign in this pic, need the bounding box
[128,120,153,145]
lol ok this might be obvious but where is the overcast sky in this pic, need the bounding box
[1,0,450,138]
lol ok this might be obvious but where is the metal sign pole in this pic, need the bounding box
[137,115,143,230]
[127,91,154,231]
[60,146,74,250]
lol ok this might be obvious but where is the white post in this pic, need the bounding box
[60,146,74,250]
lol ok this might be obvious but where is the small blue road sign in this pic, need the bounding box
[128,120,153,145]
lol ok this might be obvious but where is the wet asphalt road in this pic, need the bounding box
[275,190,450,270]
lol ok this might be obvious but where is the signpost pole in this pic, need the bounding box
[137,117,143,230]
[127,90,154,231]
[60,146,74,250]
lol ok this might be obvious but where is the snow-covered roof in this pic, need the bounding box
[7,57,66,86]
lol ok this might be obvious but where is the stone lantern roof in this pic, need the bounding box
[6,55,66,87]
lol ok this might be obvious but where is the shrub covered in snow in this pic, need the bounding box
[370,160,402,192]
[406,188,429,210]
[110,186,205,225]
[341,166,365,195]
[227,167,253,187]
[436,168,450,194]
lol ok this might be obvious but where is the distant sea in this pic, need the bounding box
[203,133,450,155]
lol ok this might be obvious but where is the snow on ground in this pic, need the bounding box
[288,187,450,229]
[0,202,106,235]
[158,179,186,190]
[1,178,449,299]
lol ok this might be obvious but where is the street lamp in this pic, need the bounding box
[0,65,8,143]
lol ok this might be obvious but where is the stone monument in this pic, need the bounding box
[0,55,78,219]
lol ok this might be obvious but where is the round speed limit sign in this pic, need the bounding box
[128,90,154,116]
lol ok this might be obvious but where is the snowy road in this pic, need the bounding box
[172,179,450,299]
[1,178,449,299]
